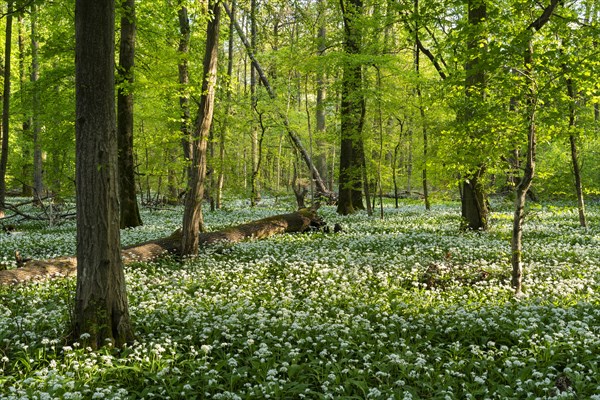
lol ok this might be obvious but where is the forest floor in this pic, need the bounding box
[1,197,600,399]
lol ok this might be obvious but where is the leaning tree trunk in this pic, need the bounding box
[1,207,324,285]
[222,2,334,202]
[73,0,134,349]
[117,0,143,228]
[181,0,220,256]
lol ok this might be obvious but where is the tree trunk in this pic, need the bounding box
[511,0,561,295]
[30,4,43,203]
[315,0,329,189]
[337,0,365,215]
[0,0,13,217]
[564,71,586,227]
[1,208,324,285]
[217,0,236,210]
[249,0,260,206]
[181,0,220,256]
[17,13,32,197]
[461,0,488,231]
[178,3,192,182]
[73,0,134,349]
[414,0,430,211]
[117,0,143,228]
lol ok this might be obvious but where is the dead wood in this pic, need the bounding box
[1,207,324,285]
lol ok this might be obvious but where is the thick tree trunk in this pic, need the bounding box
[117,0,143,228]
[461,0,488,231]
[0,1,13,217]
[1,208,324,285]
[315,0,329,189]
[337,0,365,215]
[460,168,488,230]
[73,0,134,349]
[181,0,220,256]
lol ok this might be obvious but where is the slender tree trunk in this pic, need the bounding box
[564,71,586,227]
[181,0,220,256]
[512,40,537,296]
[17,14,32,197]
[511,0,561,295]
[217,0,236,209]
[117,0,142,228]
[249,0,260,206]
[414,0,430,210]
[73,0,134,349]
[178,4,192,181]
[0,0,14,217]
[30,5,43,202]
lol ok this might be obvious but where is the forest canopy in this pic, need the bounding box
[0,0,597,211]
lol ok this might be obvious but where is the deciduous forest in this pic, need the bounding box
[1,0,600,398]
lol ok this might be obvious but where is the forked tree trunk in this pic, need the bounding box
[117,0,143,228]
[181,0,220,256]
[1,208,324,285]
[73,0,134,349]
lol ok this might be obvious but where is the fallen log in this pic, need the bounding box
[0,207,324,285]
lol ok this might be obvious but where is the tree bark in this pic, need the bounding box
[73,0,134,349]
[216,0,236,209]
[1,208,324,285]
[117,0,143,228]
[337,0,365,215]
[31,4,43,203]
[461,0,488,231]
[511,0,561,295]
[181,0,221,256]
[0,0,13,217]
[249,0,260,206]
[17,13,32,197]
[173,3,192,205]
[564,70,586,227]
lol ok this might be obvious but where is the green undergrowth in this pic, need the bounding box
[1,199,600,399]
